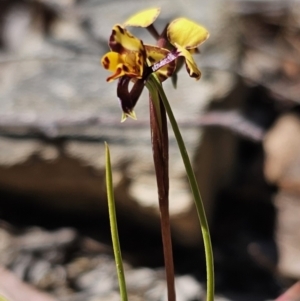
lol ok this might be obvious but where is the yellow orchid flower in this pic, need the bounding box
[167,18,209,80]
[101,24,176,121]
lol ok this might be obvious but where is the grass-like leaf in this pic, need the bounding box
[105,142,128,301]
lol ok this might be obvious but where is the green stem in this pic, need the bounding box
[148,75,215,301]
[105,142,128,301]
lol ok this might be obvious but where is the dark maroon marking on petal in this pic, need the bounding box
[184,61,199,78]
[109,28,125,53]
[137,52,144,65]
[109,30,117,46]
[148,56,156,63]
[109,36,123,53]
[117,76,144,114]
[140,45,147,60]
[117,25,125,35]
[103,56,110,69]
[191,72,198,78]
[123,65,129,72]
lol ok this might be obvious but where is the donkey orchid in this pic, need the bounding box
[101,9,209,121]
[101,24,175,121]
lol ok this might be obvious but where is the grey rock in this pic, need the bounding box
[144,279,166,301]
[75,268,115,294]
[27,259,54,289]
[0,265,58,301]
[11,253,33,280]
[125,267,158,293]
[162,275,204,301]
[14,228,78,252]
[0,228,16,266]
[175,275,204,301]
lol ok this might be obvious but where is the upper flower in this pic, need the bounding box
[167,18,209,80]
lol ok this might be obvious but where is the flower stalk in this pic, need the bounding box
[148,74,214,301]
[149,90,176,301]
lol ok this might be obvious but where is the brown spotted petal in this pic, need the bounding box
[145,45,176,82]
[101,51,144,82]
[117,76,145,121]
[107,25,146,79]
[109,25,145,52]
[175,43,201,80]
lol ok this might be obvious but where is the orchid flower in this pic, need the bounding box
[101,24,175,121]
[101,8,209,120]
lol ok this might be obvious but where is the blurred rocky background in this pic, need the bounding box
[0,0,300,300]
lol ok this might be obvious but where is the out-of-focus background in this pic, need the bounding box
[0,0,300,300]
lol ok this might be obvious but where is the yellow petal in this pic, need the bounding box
[167,18,209,49]
[101,52,142,81]
[110,25,145,53]
[101,52,122,72]
[175,43,201,80]
[145,44,176,82]
[124,8,160,27]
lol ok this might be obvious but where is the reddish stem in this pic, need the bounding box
[146,24,160,40]
[149,95,176,301]
[146,23,169,48]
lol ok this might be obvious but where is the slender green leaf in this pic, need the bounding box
[105,142,128,301]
